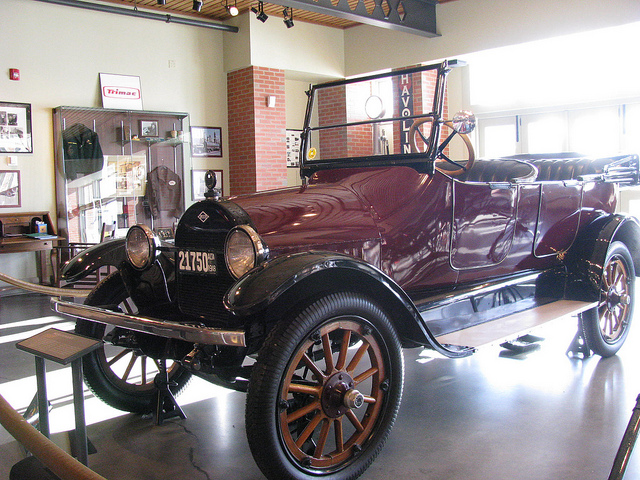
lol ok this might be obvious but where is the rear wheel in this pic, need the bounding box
[580,241,635,357]
[246,292,404,480]
[76,272,191,413]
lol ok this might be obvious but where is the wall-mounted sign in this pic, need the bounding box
[99,73,143,110]
[286,129,302,167]
[398,74,413,154]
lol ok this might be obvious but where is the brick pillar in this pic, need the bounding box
[227,66,287,196]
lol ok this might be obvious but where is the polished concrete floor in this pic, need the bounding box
[1,292,640,480]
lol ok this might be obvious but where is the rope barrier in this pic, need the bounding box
[0,393,107,480]
[0,272,92,298]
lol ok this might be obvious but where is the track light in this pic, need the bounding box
[283,7,294,28]
[225,0,239,16]
[251,1,268,22]
[193,0,203,11]
[157,0,166,4]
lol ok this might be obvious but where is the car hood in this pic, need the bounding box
[231,172,381,257]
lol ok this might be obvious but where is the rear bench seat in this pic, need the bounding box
[462,159,538,183]
[527,157,610,181]
[462,155,613,183]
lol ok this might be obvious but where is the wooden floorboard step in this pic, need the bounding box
[436,299,597,349]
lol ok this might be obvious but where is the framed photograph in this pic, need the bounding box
[286,129,302,167]
[0,170,21,207]
[0,102,32,153]
[139,120,159,138]
[192,169,223,200]
[191,126,222,157]
[155,227,174,240]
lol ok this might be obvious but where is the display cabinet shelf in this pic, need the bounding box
[53,106,191,248]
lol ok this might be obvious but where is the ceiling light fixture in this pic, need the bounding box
[225,0,239,16]
[283,7,294,28]
[193,0,203,11]
[251,1,268,22]
[156,0,166,5]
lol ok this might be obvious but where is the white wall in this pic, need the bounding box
[1,0,229,281]
[2,0,230,210]
[344,0,640,76]
[247,13,345,80]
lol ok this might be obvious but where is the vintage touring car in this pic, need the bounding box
[53,59,640,480]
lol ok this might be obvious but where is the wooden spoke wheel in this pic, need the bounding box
[580,241,635,357]
[76,272,191,413]
[246,292,403,480]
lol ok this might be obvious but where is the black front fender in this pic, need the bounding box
[224,252,472,358]
[224,252,402,316]
[62,238,127,282]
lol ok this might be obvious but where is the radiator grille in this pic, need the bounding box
[175,204,236,324]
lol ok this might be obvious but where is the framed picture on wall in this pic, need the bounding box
[192,169,223,200]
[0,170,21,207]
[155,227,174,240]
[191,126,222,157]
[139,120,159,138]
[0,102,32,153]
[286,129,302,167]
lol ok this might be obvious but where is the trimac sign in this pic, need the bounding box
[99,73,143,110]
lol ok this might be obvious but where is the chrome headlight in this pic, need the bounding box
[126,224,160,270]
[225,225,268,279]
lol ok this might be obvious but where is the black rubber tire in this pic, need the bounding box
[75,272,191,413]
[580,241,635,357]
[246,292,404,480]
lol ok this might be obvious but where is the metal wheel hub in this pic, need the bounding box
[321,371,363,418]
[606,286,631,311]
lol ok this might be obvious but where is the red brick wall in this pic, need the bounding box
[318,86,348,159]
[317,83,375,160]
[227,66,287,195]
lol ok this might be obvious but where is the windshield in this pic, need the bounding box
[302,61,450,170]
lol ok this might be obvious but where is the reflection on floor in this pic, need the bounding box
[1,292,639,480]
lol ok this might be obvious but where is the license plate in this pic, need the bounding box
[178,250,217,274]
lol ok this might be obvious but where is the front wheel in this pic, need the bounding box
[580,241,635,357]
[76,272,192,413]
[246,292,404,480]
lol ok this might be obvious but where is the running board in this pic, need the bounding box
[436,300,597,349]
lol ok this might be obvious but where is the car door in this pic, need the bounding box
[450,180,518,270]
[533,182,582,257]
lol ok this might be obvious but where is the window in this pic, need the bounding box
[568,106,620,156]
[521,112,567,154]
[478,117,517,158]
[477,103,640,159]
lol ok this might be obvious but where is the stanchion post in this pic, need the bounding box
[34,356,50,438]
[71,358,88,466]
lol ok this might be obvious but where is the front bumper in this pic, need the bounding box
[51,298,246,347]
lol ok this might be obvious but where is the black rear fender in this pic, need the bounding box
[567,214,640,301]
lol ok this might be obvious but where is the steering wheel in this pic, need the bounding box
[409,118,475,176]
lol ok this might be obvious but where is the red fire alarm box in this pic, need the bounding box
[9,69,20,81]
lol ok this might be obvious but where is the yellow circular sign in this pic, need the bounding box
[307,148,317,160]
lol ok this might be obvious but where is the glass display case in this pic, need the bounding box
[53,106,190,245]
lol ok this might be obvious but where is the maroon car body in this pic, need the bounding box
[55,60,640,480]
[233,160,616,289]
